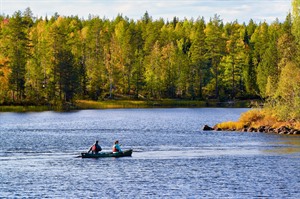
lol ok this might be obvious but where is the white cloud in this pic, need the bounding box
[0,0,292,23]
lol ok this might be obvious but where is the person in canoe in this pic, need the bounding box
[88,140,102,154]
[112,140,122,153]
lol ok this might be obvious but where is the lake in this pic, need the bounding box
[0,108,299,198]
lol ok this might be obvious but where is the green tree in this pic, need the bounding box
[250,22,270,97]
[25,20,49,104]
[220,22,247,99]
[110,18,135,95]
[242,19,258,96]
[1,11,30,102]
[48,17,79,104]
[144,41,163,99]
[130,21,145,99]
[292,0,300,46]
[142,18,164,55]
[257,21,281,98]
[161,42,178,97]
[84,17,107,100]
[175,38,190,98]
[276,14,295,71]
[2,8,300,107]
[267,0,300,120]
[189,17,207,99]
[204,15,226,99]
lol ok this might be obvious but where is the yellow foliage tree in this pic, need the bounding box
[274,62,300,119]
[0,57,10,103]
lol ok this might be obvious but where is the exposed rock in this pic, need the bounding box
[209,123,300,136]
[243,125,249,128]
[258,126,265,132]
[242,128,248,132]
[279,126,289,134]
[203,125,214,131]
[294,130,300,135]
[266,128,274,133]
[248,127,256,132]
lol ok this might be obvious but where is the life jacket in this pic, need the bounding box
[112,145,119,152]
[92,145,97,151]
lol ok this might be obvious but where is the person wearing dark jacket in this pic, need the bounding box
[88,140,102,154]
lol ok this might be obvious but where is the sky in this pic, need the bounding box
[0,0,292,23]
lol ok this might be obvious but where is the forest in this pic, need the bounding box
[0,0,300,119]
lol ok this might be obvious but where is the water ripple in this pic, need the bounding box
[1,108,299,198]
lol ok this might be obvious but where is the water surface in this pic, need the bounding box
[0,108,299,198]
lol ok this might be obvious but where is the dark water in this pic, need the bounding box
[0,108,299,198]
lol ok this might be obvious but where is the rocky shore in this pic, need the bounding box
[203,124,300,135]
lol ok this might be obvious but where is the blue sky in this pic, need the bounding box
[1,0,292,23]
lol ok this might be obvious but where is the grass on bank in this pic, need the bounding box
[75,99,208,109]
[215,108,300,130]
[0,99,206,112]
[0,99,252,112]
[75,99,252,109]
[0,105,50,112]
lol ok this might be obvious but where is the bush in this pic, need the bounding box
[239,109,264,124]
[215,121,245,130]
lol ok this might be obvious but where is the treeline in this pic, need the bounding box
[0,1,300,117]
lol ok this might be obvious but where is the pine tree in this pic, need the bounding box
[242,20,258,96]
[48,17,79,104]
[84,17,107,100]
[220,21,247,99]
[204,15,226,99]
[189,17,207,99]
[2,11,30,102]
[144,41,163,99]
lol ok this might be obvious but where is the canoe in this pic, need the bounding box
[81,149,133,158]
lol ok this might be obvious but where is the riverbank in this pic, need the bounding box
[0,105,51,112]
[76,99,252,109]
[204,109,300,135]
[0,99,252,112]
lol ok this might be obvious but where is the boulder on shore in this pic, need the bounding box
[203,125,214,131]
[211,123,300,136]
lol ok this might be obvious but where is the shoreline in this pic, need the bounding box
[0,99,253,112]
[203,124,300,135]
[203,108,300,136]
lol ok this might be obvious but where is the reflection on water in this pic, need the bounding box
[265,137,300,154]
[0,108,300,198]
